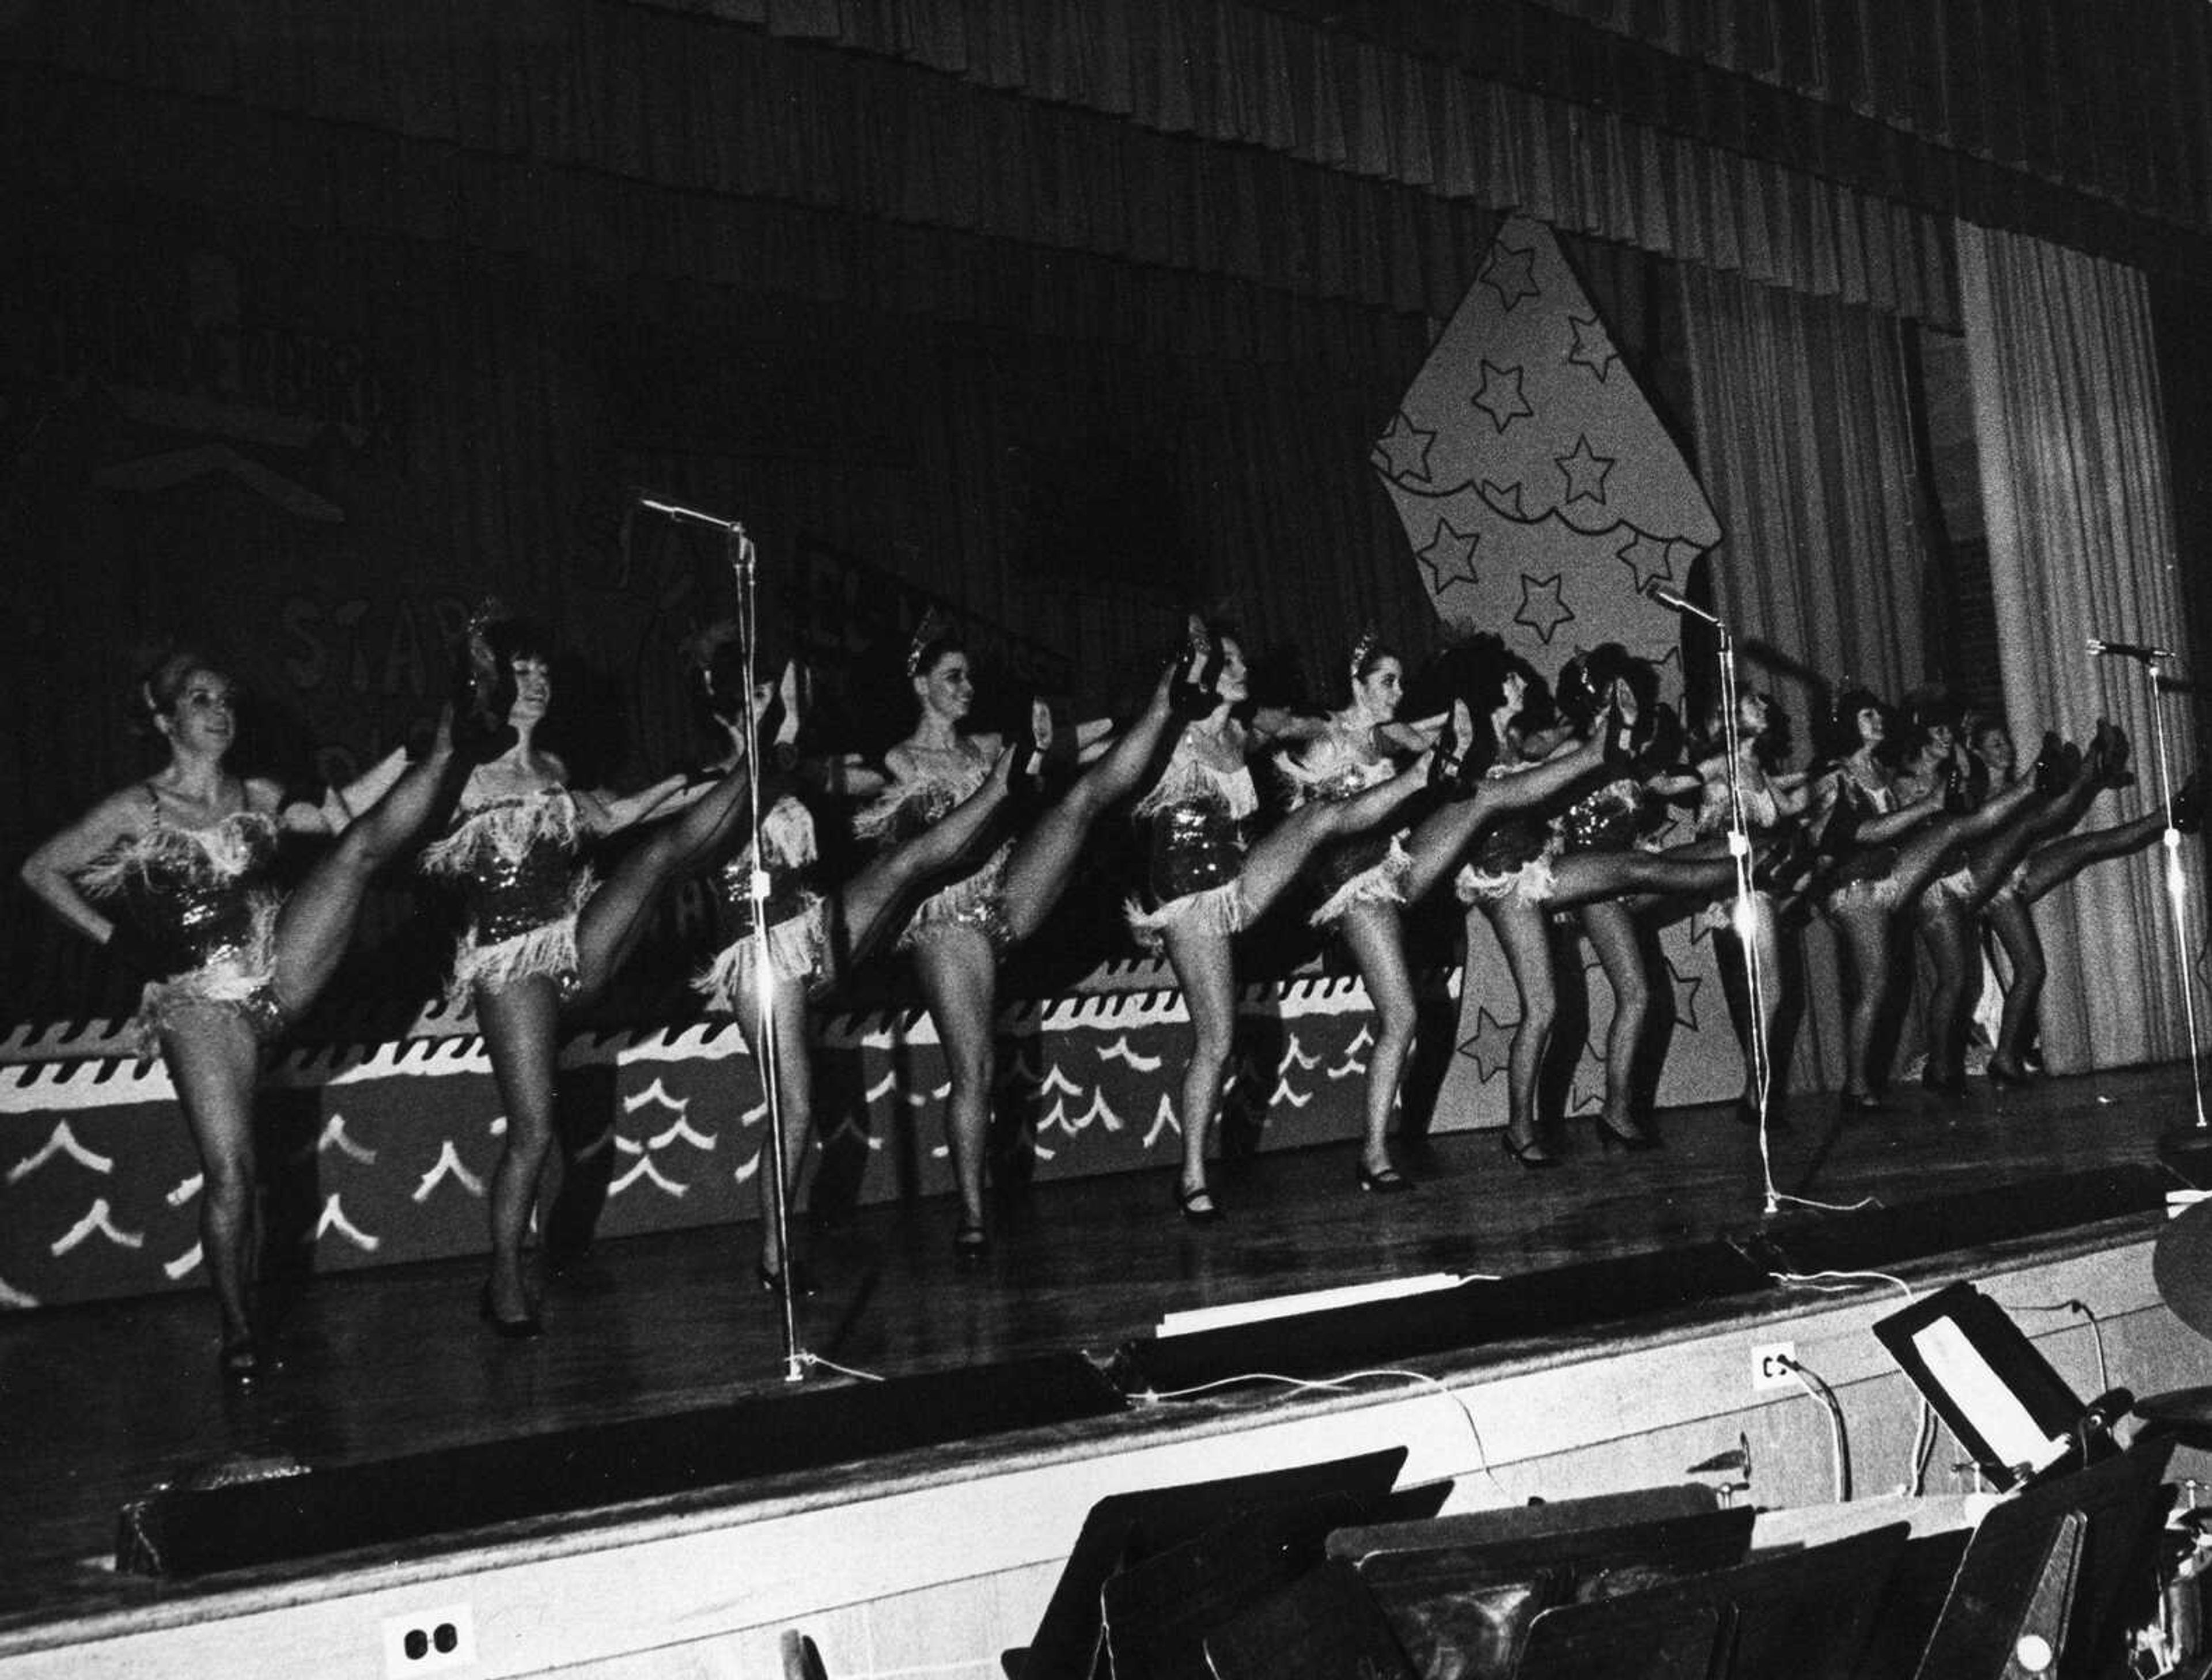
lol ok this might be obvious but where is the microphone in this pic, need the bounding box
[1645,582,1722,628]
[636,491,747,534]
[2086,637,2173,663]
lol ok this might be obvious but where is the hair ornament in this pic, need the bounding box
[1347,625,1382,679]
[906,607,950,679]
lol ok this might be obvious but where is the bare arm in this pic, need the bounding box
[1244,706,1326,751]
[19,789,145,946]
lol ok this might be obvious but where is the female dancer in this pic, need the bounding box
[1965,719,2194,1083]
[1813,688,2050,1111]
[869,619,1262,1257]
[20,649,502,1378]
[685,623,1022,1287]
[1130,631,1603,1217]
[1451,641,1783,1166]
[418,608,764,1335]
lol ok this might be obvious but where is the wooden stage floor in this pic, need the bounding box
[0,1061,2203,1633]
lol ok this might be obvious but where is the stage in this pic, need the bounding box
[4,1062,2212,1678]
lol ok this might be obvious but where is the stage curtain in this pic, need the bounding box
[1956,222,2199,1074]
[1679,266,1935,1090]
[3,0,1960,327]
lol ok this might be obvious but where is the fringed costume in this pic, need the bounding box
[854,755,1012,954]
[694,793,832,1009]
[419,787,593,1006]
[1124,732,1255,951]
[77,796,287,1055]
[1279,729,1410,927]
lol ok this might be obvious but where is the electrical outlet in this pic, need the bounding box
[1750,1342,1797,1391]
[381,1603,476,1677]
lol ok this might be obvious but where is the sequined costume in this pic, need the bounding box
[1455,760,1560,905]
[77,793,287,1055]
[419,786,593,1005]
[854,754,1012,953]
[1820,773,1906,913]
[1279,728,1409,926]
[695,793,833,1007]
[1688,768,1782,934]
[1124,732,1256,950]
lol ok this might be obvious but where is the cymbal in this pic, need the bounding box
[2153,1198,2212,1345]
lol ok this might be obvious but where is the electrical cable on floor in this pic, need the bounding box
[800,1352,887,1383]
[1768,1267,1916,1298]
[1779,1353,1852,1503]
[2002,1297,2111,1395]
[1134,1366,1511,1501]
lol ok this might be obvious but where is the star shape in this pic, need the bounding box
[1479,242,1541,311]
[1373,411,1436,483]
[1565,313,1619,382]
[1416,517,1480,598]
[1514,572,1574,645]
[1664,954,1703,1032]
[1458,1005,1518,1083]
[1554,434,1618,508]
[1615,531,1676,592]
[1569,1045,1608,1116]
[1481,478,1529,520]
[1472,360,1535,433]
[1667,538,1705,578]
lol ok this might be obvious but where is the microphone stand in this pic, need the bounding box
[1651,587,1779,1210]
[2097,642,2211,1137]
[642,497,808,1382]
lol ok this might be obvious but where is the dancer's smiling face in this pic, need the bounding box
[916,649,974,722]
[157,668,238,758]
[1855,703,1885,747]
[507,656,552,726]
[1353,654,1404,724]
[1215,638,1249,706]
[1975,724,2014,775]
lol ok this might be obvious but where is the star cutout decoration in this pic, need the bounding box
[1416,517,1480,597]
[1458,1005,1519,1083]
[1565,313,1619,382]
[1479,242,1541,311]
[1481,478,1529,519]
[1471,360,1535,433]
[1614,531,1675,593]
[1569,1044,1608,1116]
[1554,433,1618,508]
[1373,411,1436,483]
[1664,953,1703,1032]
[1514,572,1574,645]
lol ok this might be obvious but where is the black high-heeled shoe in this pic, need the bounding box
[1174,1181,1226,1223]
[1355,1161,1417,1193]
[478,1282,544,1340]
[757,1257,820,1297]
[1168,618,1225,720]
[1838,1089,1889,1118]
[1921,1061,1968,1102]
[1593,1111,1660,1152]
[1500,1131,1561,1170]
[1985,1055,2039,1088]
[952,1216,991,1262]
[218,1333,261,1385]
[2031,731,2071,799]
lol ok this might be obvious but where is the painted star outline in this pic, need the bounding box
[1514,572,1574,645]
[1554,434,1618,508]
[1458,1005,1518,1083]
[1565,313,1619,383]
[1373,411,1437,483]
[1479,242,1541,311]
[1472,360,1536,434]
[1614,530,1676,593]
[1416,517,1480,598]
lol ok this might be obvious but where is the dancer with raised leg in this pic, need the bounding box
[872,618,1228,1258]
[685,623,1021,1288]
[418,607,766,1336]
[21,648,506,1380]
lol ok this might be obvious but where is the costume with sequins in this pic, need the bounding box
[1124,729,1256,950]
[695,793,832,1006]
[1455,759,1561,905]
[1279,725,1408,926]
[854,752,1011,953]
[419,786,593,1005]
[1820,769,1906,913]
[1688,762,1783,933]
[77,791,287,1055]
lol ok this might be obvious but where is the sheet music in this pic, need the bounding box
[1911,1317,2069,1474]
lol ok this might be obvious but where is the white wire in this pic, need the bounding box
[1768,1268,1916,1297]
[800,1352,887,1384]
[2002,1298,2112,1395]
[1135,1365,1511,1501]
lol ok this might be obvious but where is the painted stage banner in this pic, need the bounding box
[1372,215,1739,1124]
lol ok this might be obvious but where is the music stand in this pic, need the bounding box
[1873,1282,2104,1492]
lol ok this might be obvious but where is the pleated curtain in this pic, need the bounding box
[1955,222,2200,1073]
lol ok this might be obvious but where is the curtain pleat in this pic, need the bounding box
[1679,266,1933,1091]
[1956,222,2199,1074]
